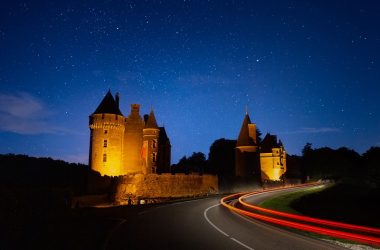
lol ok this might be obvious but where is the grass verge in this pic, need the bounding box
[259,184,329,214]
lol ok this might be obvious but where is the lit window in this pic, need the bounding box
[103,154,107,162]
[152,152,157,163]
[104,140,107,147]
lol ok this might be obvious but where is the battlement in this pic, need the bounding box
[89,113,125,129]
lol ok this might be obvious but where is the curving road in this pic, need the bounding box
[106,186,345,250]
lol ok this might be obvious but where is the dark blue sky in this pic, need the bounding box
[0,0,379,163]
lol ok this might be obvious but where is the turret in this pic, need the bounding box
[142,110,160,174]
[260,133,287,181]
[89,90,125,176]
[235,112,261,183]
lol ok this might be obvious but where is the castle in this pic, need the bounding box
[89,90,218,203]
[235,112,287,182]
[89,90,171,177]
[88,90,285,202]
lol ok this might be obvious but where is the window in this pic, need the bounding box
[152,139,158,148]
[152,152,157,163]
[102,114,105,119]
[104,130,108,134]
[103,140,107,148]
[103,154,107,162]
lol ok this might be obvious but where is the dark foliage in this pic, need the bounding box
[0,154,89,194]
[171,152,208,174]
[292,183,380,227]
[208,138,236,176]
[298,144,380,188]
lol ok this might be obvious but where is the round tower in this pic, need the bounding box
[89,91,125,176]
[142,110,160,174]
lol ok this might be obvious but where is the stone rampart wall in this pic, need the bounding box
[114,173,218,203]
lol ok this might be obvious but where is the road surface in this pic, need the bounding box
[106,186,345,250]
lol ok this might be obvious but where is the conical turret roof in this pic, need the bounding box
[145,110,158,128]
[93,90,123,116]
[236,113,256,147]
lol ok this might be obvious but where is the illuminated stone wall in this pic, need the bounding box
[142,128,160,174]
[89,114,125,176]
[123,104,145,174]
[114,173,218,203]
[260,147,287,181]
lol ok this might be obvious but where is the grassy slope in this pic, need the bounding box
[259,183,380,228]
[259,185,329,214]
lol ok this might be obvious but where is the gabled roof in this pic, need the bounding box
[145,110,158,128]
[93,90,123,116]
[261,133,281,153]
[236,113,256,147]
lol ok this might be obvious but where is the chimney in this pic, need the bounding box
[131,104,140,114]
[115,92,120,108]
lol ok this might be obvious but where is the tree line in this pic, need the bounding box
[172,139,380,189]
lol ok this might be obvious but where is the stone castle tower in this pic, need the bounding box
[89,90,171,176]
[235,111,286,183]
[235,112,261,183]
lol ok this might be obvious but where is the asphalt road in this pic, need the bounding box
[106,186,345,250]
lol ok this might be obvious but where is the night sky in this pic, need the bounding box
[1,1,379,164]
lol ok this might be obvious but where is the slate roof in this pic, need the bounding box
[260,133,281,153]
[93,90,123,116]
[236,113,256,147]
[145,110,158,128]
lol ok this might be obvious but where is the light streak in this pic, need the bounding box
[220,185,380,246]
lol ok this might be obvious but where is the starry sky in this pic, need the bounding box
[0,0,379,164]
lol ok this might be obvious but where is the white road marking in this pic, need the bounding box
[203,204,230,237]
[231,237,255,250]
[203,203,255,250]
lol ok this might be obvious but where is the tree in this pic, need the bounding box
[362,147,380,188]
[256,128,263,144]
[208,138,236,176]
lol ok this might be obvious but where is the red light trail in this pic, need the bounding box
[221,184,380,246]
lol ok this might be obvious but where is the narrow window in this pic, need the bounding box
[152,139,158,148]
[152,152,157,163]
[103,154,107,162]
[104,140,107,148]
[104,130,108,134]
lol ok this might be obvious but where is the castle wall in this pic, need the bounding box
[235,146,260,177]
[114,173,218,203]
[260,149,286,181]
[143,128,160,174]
[123,104,144,174]
[89,114,125,176]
